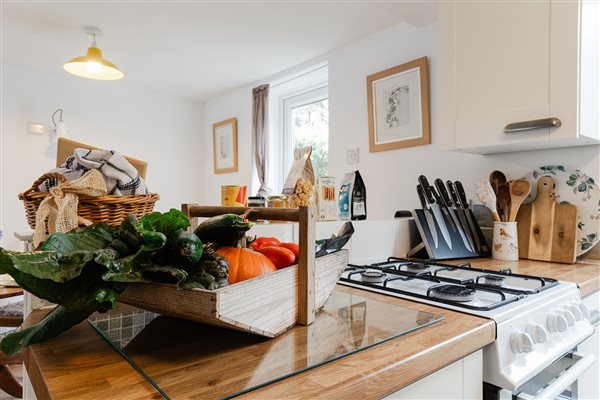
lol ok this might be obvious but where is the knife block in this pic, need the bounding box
[410,209,491,260]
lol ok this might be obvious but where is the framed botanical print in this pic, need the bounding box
[367,57,431,152]
[213,118,238,174]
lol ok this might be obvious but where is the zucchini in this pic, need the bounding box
[169,231,203,269]
[193,214,252,246]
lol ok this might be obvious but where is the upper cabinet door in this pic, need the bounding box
[438,0,599,154]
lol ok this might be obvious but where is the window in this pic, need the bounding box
[282,86,329,179]
[261,63,328,194]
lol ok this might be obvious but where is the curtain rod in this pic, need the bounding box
[262,62,328,90]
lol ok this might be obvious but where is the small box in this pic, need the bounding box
[317,177,337,221]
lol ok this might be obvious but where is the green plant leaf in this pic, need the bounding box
[136,209,190,242]
[578,182,588,192]
[0,306,91,356]
[41,223,114,255]
[582,242,592,250]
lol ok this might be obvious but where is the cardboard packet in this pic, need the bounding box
[317,177,337,220]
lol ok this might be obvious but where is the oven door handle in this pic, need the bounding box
[518,352,596,400]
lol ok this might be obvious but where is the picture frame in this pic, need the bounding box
[367,56,430,152]
[212,118,238,174]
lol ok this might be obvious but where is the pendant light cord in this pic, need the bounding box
[52,109,63,127]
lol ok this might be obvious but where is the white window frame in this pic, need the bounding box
[281,85,328,182]
[265,63,328,194]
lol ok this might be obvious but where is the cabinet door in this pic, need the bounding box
[452,1,552,152]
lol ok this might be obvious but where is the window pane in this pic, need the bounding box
[291,98,329,178]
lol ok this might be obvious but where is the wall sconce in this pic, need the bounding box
[52,109,69,137]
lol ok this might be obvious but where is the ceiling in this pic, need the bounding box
[1,1,437,102]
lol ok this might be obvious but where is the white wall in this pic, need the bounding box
[202,22,599,218]
[1,64,204,250]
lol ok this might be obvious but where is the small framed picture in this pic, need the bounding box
[213,118,238,174]
[367,57,431,152]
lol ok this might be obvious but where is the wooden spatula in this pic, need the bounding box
[508,179,531,222]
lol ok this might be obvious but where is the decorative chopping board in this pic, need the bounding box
[516,176,578,264]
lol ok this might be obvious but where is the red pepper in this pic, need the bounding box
[251,236,281,251]
[257,246,296,269]
[278,242,299,262]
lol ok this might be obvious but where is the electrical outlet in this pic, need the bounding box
[346,148,359,164]
[27,123,44,135]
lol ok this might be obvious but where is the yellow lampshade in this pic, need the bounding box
[63,46,124,80]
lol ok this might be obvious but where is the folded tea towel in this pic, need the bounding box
[39,148,147,196]
[33,169,107,247]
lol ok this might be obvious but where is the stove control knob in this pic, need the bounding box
[525,323,549,344]
[562,304,583,321]
[575,302,590,320]
[557,309,576,327]
[547,313,569,333]
[511,331,535,354]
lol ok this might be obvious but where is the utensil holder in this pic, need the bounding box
[492,222,519,261]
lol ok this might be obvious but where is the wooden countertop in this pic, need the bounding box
[22,286,494,400]
[21,258,600,399]
[456,258,600,298]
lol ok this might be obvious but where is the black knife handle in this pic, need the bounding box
[418,176,434,204]
[430,186,445,206]
[446,180,461,207]
[416,185,429,210]
[454,181,469,209]
[434,179,452,207]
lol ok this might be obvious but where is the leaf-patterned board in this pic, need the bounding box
[522,165,600,256]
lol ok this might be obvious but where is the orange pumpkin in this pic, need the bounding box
[217,246,277,284]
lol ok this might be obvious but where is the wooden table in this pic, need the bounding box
[0,288,22,300]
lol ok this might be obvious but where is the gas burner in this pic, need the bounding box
[428,284,476,302]
[479,274,507,287]
[403,263,430,273]
[360,271,387,283]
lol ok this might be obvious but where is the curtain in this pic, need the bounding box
[252,84,271,197]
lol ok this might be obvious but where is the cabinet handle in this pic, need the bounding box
[504,117,562,133]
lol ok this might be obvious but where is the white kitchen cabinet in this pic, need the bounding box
[578,291,599,400]
[383,350,483,399]
[438,0,599,154]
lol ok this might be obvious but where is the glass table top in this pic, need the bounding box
[89,287,443,399]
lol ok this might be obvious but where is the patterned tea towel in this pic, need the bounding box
[39,148,147,195]
[33,169,107,247]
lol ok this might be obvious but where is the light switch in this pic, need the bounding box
[346,148,359,164]
[27,123,44,135]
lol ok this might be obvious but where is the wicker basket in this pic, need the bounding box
[18,172,160,229]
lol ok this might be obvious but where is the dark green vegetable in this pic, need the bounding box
[193,213,252,246]
[0,306,91,356]
[183,249,229,290]
[0,208,230,355]
[169,231,203,269]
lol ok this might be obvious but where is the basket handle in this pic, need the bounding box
[23,173,67,196]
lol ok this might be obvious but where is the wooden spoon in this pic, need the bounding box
[489,170,507,220]
[497,184,511,222]
[508,179,531,222]
[475,180,501,221]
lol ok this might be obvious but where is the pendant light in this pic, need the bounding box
[64,26,124,80]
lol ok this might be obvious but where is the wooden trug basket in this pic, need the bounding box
[119,205,349,338]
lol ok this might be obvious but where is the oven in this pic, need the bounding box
[338,258,600,400]
[485,302,599,400]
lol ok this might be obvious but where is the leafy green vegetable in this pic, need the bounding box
[0,306,91,356]
[0,208,231,355]
[41,223,114,255]
[136,209,190,241]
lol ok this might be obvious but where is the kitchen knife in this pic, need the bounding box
[446,180,477,252]
[417,184,439,248]
[435,179,474,252]
[432,180,457,233]
[418,176,452,250]
[454,180,482,252]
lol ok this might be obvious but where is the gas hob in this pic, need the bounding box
[338,257,595,392]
